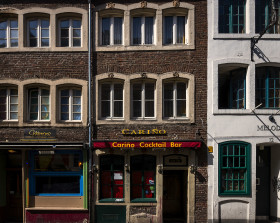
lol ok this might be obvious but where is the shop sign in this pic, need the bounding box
[23,129,56,141]
[93,141,201,149]
[164,155,188,166]
[122,129,167,135]
[257,125,280,131]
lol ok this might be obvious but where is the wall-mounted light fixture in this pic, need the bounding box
[190,164,197,174]
[158,164,163,174]
[125,164,129,173]
[92,164,98,173]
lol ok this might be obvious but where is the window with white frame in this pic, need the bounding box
[27,18,50,47]
[100,81,123,119]
[131,81,155,119]
[101,16,123,46]
[59,19,81,47]
[0,19,18,48]
[163,80,188,118]
[28,87,50,121]
[163,12,187,45]
[60,88,81,121]
[0,88,18,121]
[131,15,154,45]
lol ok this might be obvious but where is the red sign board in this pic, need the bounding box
[93,141,201,149]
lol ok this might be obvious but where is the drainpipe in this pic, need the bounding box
[88,0,92,222]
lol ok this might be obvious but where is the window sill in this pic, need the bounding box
[95,44,195,52]
[213,33,280,40]
[219,192,250,196]
[99,198,124,203]
[130,198,156,203]
[213,109,280,115]
[0,46,87,52]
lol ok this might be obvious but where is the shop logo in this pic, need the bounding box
[23,129,56,141]
[122,129,167,135]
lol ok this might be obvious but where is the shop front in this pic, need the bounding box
[0,128,89,223]
[93,140,201,223]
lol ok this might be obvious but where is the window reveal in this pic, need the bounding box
[100,155,124,200]
[132,82,155,118]
[131,155,156,200]
[163,81,187,118]
[219,0,246,33]
[101,83,123,119]
[101,17,123,45]
[0,19,18,48]
[164,16,186,44]
[60,19,81,47]
[29,88,50,121]
[132,16,154,45]
[0,88,18,120]
[219,142,251,195]
[60,89,81,121]
[28,19,50,47]
[256,66,280,108]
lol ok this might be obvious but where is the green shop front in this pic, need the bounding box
[92,140,201,223]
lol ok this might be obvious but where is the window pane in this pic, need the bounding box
[0,39,6,48]
[133,84,141,100]
[0,21,7,29]
[177,100,186,117]
[73,20,81,29]
[35,176,80,194]
[145,17,154,44]
[0,30,6,39]
[133,17,141,45]
[10,112,17,120]
[133,101,141,117]
[29,20,38,29]
[60,20,69,28]
[73,113,81,120]
[41,29,49,38]
[164,101,173,117]
[114,101,123,117]
[145,83,154,100]
[114,84,123,100]
[101,84,110,100]
[10,104,18,112]
[10,30,18,38]
[164,83,173,99]
[177,82,186,99]
[164,16,173,44]
[114,17,123,45]
[41,38,49,47]
[73,29,81,38]
[61,38,69,47]
[102,18,110,45]
[73,97,81,105]
[177,16,185,44]
[73,38,81,47]
[10,20,18,28]
[73,105,81,113]
[61,113,68,120]
[61,105,69,113]
[41,20,49,28]
[61,29,69,38]
[145,101,154,117]
[101,101,110,117]
[10,39,18,47]
[73,89,81,96]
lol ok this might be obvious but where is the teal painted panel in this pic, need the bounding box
[96,205,126,223]
[0,152,7,207]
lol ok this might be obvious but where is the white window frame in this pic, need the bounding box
[59,88,82,122]
[59,18,82,47]
[0,88,18,121]
[163,15,188,45]
[100,17,124,46]
[99,82,124,120]
[131,81,156,120]
[28,87,50,121]
[163,80,189,119]
[0,19,18,48]
[131,16,155,45]
[27,18,50,48]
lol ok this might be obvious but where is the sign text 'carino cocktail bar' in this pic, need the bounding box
[93,141,201,149]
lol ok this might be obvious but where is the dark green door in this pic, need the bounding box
[256,146,270,217]
[95,205,126,223]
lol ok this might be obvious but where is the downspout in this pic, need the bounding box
[88,0,92,222]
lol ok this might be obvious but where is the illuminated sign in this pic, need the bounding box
[93,141,201,149]
[122,129,167,135]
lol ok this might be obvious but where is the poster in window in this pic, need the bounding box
[113,185,124,198]
[144,171,154,185]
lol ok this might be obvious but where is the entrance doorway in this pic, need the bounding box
[256,146,270,221]
[0,150,23,223]
[163,170,187,223]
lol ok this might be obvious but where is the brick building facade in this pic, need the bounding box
[0,1,90,222]
[92,0,207,222]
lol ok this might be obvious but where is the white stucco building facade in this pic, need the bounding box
[208,0,280,222]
